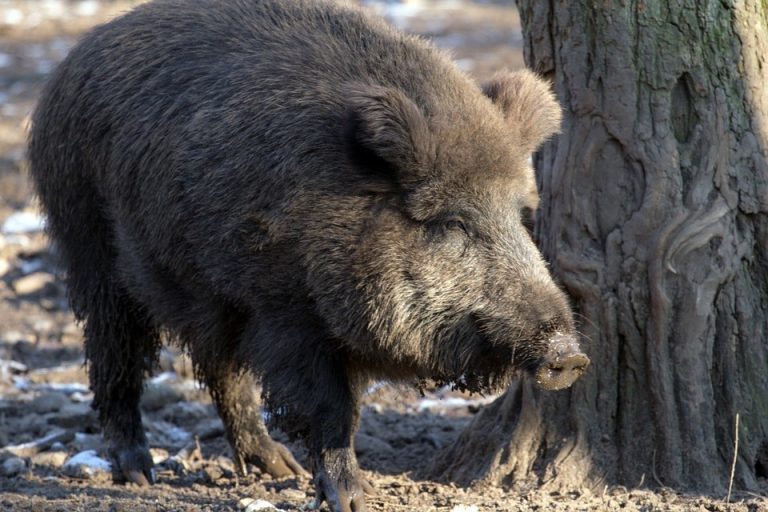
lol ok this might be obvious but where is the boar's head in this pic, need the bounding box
[321,70,588,392]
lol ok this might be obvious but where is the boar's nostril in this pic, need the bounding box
[535,352,590,391]
[549,353,589,374]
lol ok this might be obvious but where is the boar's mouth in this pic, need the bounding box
[430,314,528,394]
[431,314,590,393]
[439,317,589,393]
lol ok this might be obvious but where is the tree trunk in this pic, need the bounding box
[428,0,768,493]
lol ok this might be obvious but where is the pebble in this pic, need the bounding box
[30,451,68,468]
[140,381,184,411]
[193,417,225,440]
[200,456,236,482]
[146,420,191,448]
[238,498,278,511]
[203,464,224,482]
[354,432,394,456]
[162,401,211,423]
[62,450,111,480]
[213,455,236,474]
[72,432,103,452]
[2,457,27,477]
[31,391,68,414]
[0,257,9,276]
[0,330,36,345]
[150,448,170,465]
[278,488,306,501]
[31,317,54,333]
[12,271,55,295]
[19,258,45,275]
[49,402,95,428]
[2,234,31,248]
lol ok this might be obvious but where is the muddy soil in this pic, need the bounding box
[0,1,766,511]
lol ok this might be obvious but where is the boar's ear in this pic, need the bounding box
[343,84,434,187]
[483,70,562,154]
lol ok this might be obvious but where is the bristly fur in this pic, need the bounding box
[27,0,576,502]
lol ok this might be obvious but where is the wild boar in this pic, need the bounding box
[28,0,589,510]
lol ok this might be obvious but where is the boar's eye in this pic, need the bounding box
[425,216,471,242]
[445,218,468,234]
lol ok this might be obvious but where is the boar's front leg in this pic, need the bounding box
[307,368,367,512]
[259,337,368,512]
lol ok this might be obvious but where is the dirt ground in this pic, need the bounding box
[0,1,766,511]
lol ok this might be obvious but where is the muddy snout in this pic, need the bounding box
[534,333,590,390]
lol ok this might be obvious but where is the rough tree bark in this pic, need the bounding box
[428,0,768,493]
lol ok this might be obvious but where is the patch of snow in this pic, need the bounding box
[238,498,279,511]
[70,391,92,403]
[14,378,90,395]
[366,381,386,394]
[42,0,67,19]
[369,0,428,30]
[0,359,27,377]
[151,421,191,446]
[2,9,23,26]
[2,211,46,234]
[149,371,177,384]
[417,395,496,413]
[63,450,111,475]
[175,378,205,391]
[75,0,100,17]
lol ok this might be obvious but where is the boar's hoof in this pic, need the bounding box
[238,439,308,478]
[314,468,367,512]
[535,335,590,391]
[112,444,155,486]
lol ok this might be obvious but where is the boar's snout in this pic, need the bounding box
[534,333,590,391]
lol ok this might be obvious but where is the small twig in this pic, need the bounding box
[727,412,740,504]
[637,473,645,488]
[651,449,665,488]
[0,428,74,458]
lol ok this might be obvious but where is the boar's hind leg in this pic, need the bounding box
[201,366,306,478]
[84,291,159,486]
